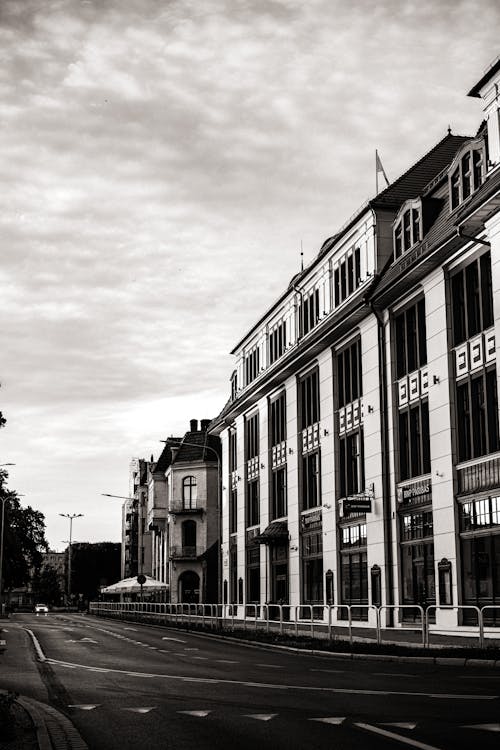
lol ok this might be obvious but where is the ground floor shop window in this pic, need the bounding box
[246,545,260,604]
[399,503,435,621]
[460,495,500,623]
[340,522,368,620]
[270,543,289,604]
[229,543,238,604]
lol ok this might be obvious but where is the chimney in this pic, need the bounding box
[200,419,210,432]
[190,419,198,432]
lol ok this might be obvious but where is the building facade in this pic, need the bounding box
[165,420,220,604]
[210,59,500,630]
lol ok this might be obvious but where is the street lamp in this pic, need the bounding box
[59,513,83,604]
[162,439,222,603]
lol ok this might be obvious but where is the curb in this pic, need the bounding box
[88,613,500,668]
[18,695,88,750]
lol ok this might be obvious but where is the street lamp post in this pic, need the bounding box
[163,439,222,604]
[59,513,83,604]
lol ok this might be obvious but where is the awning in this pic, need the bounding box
[100,576,169,594]
[255,521,289,545]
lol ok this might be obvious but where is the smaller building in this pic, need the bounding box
[166,419,221,603]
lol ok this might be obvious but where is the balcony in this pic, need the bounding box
[169,501,204,515]
[169,545,203,560]
[457,453,500,495]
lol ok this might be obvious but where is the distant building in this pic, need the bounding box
[209,58,500,630]
[41,550,66,592]
[122,457,152,579]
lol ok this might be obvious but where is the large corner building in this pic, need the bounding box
[209,58,500,631]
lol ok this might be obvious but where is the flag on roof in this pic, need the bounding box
[376,149,390,193]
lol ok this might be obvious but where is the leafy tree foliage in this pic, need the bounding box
[32,565,63,606]
[1,470,49,591]
[71,542,121,601]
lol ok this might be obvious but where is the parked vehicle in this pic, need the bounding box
[34,603,49,615]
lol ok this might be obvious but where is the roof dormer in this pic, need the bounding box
[468,56,500,168]
[393,199,421,259]
[448,138,486,211]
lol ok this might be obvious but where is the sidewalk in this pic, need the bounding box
[0,623,87,750]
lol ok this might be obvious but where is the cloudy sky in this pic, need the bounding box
[1,0,498,551]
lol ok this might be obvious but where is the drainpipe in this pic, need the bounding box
[367,297,394,623]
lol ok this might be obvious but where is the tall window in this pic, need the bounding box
[456,370,499,462]
[270,392,286,446]
[399,401,431,480]
[451,252,493,346]
[334,247,362,307]
[394,299,427,378]
[182,476,197,509]
[339,431,364,498]
[246,545,260,604]
[229,429,237,472]
[301,288,320,336]
[269,321,286,364]
[247,479,259,527]
[245,347,260,385]
[229,489,237,534]
[340,522,368,618]
[302,452,320,510]
[271,467,287,519]
[182,520,196,554]
[299,369,320,430]
[301,515,323,605]
[337,338,362,408]
[245,413,259,460]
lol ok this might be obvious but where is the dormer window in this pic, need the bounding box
[449,142,484,211]
[394,200,421,259]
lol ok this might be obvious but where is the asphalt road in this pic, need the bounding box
[2,612,500,750]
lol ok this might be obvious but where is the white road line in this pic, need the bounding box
[256,664,283,669]
[310,669,344,674]
[309,717,345,725]
[354,722,443,750]
[244,714,277,721]
[178,710,211,717]
[123,628,137,631]
[191,656,208,660]
[44,658,497,700]
[161,637,186,644]
[68,705,99,710]
[382,722,417,730]
[24,629,46,662]
[123,707,156,714]
[215,660,239,664]
[461,724,500,732]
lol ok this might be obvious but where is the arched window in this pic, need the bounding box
[183,476,197,509]
[449,141,485,210]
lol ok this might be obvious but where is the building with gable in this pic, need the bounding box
[209,57,500,631]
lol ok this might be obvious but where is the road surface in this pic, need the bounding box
[2,612,500,749]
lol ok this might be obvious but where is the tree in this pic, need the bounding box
[0,471,49,592]
[70,542,121,602]
[32,566,63,606]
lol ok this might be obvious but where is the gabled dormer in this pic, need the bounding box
[448,137,486,211]
[393,198,422,259]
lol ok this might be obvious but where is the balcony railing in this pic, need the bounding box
[458,453,500,495]
[169,501,203,514]
[169,545,203,560]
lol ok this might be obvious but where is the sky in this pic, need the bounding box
[1,0,498,551]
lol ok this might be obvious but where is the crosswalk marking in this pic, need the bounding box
[244,714,277,722]
[309,717,345,726]
[461,724,500,732]
[178,710,211,717]
[381,723,417,730]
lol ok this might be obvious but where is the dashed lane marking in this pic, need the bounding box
[44,658,496,700]
[191,656,208,660]
[355,722,443,750]
[310,669,344,674]
[68,705,99,711]
[123,628,137,631]
[122,707,156,714]
[184,647,199,651]
[256,664,283,669]
[162,636,186,643]
[215,659,239,664]
[309,717,345,725]
[178,710,211,717]
[244,714,277,721]
[461,724,500,732]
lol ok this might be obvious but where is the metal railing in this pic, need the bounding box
[88,601,500,648]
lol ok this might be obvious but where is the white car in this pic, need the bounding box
[34,604,49,615]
